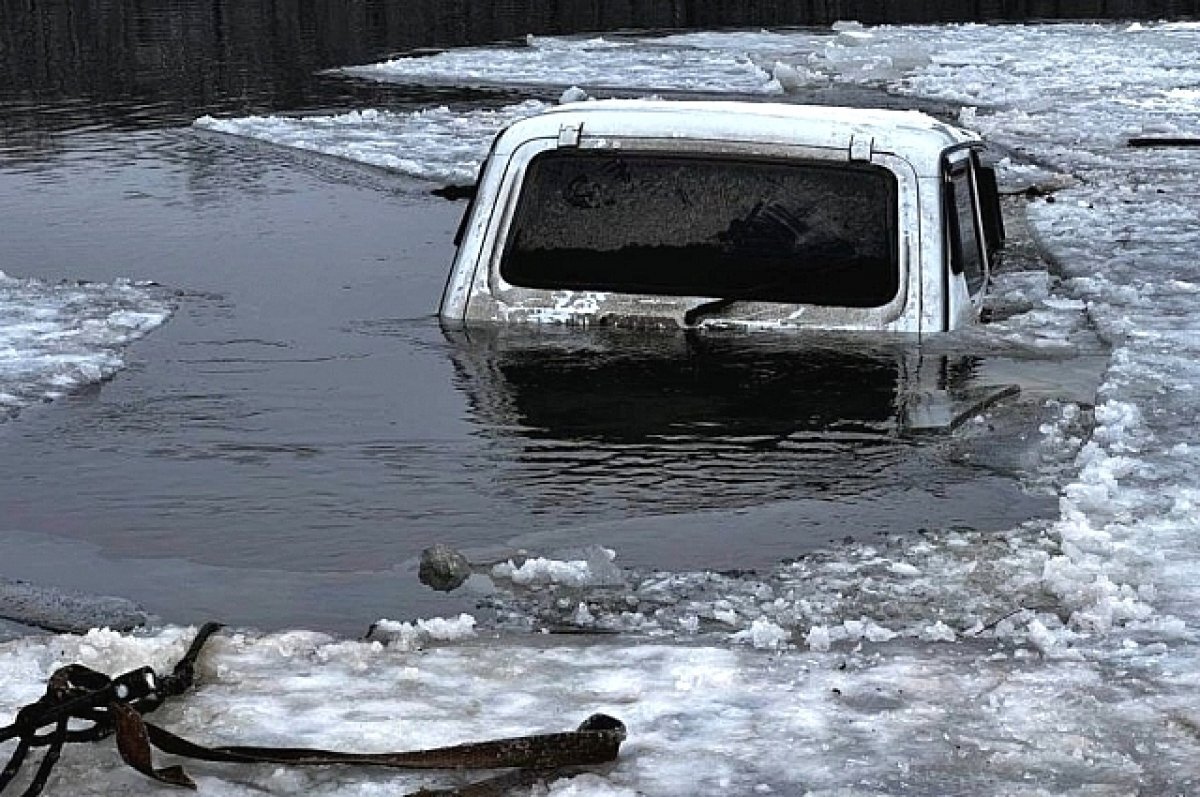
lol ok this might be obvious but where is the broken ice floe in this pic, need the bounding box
[194,101,549,185]
[0,578,152,634]
[0,271,172,420]
[335,34,780,95]
[472,512,1123,659]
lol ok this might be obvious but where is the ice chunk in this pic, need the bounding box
[919,621,957,643]
[770,60,819,91]
[0,272,172,419]
[732,618,791,650]
[366,613,476,650]
[805,625,832,652]
[560,86,590,103]
[492,546,624,588]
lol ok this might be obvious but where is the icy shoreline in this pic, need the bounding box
[1,620,1196,795]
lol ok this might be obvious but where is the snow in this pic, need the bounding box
[7,622,1195,795]
[0,271,172,420]
[9,19,1200,795]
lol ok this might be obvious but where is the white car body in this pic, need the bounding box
[440,100,1002,334]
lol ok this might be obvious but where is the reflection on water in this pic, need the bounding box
[440,325,1061,574]
[467,332,901,440]
[447,326,1042,517]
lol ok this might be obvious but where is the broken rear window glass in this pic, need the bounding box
[499,152,900,308]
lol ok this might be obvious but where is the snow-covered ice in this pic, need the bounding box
[0,271,172,420]
[9,20,1200,795]
[195,101,549,185]
[492,546,624,588]
[336,34,782,95]
[1,622,1196,795]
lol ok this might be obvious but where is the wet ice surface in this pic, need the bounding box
[8,20,1200,795]
[0,577,151,634]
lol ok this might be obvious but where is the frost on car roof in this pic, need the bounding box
[493,99,979,175]
[442,95,1002,332]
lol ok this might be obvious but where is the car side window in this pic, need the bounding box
[945,164,986,296]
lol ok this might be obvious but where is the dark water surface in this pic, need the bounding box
[0,1,1108,633]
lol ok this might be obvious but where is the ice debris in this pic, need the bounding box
[0,578,152,634]
[366,613,477,650]
[492,546,624,588]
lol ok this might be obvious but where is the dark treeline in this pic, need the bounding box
[0,0,1197,134]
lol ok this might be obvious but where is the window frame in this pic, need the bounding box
[943,156,989,299]
[495,147,903,310]
[465,135,921,331]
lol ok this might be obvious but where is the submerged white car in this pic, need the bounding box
[440,100,1004,334]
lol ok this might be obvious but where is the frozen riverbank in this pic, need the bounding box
[1,620,1196,795]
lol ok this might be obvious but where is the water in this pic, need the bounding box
[0,127,475,629]
[0,127,1054,630]
[0,0,1113,636]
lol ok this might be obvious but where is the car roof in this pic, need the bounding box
[494,99,979,176]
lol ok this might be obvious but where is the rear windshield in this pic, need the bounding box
[499,151,899,308]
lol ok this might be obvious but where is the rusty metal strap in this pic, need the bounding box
[137,712,626,771]
[1,623,626,795]
[1,622,223,796]
[1128,137,1200,148]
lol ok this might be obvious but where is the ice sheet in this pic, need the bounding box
[195,101,549,185]
[0,625,1196,795]
[336,35,782,95]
